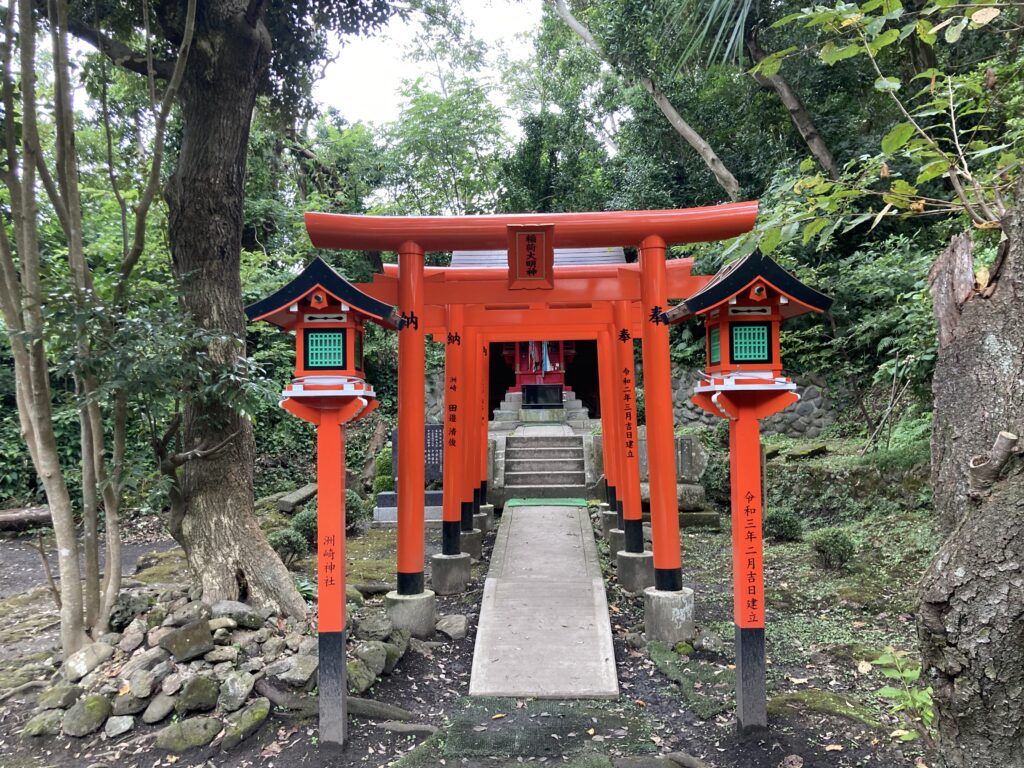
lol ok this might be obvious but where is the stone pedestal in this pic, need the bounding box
[600,508,618,540]
[643,587,695,645]
[617,550,655,593]
[480,503,495,531]
[385,589,436,639]
[431,553,471,595]
[472,512,488,534]
[607,528,625,558]
[460,528,483,560]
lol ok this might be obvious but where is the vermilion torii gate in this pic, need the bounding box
[303,202,759,636]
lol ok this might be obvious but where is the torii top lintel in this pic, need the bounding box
[304,201,758,253]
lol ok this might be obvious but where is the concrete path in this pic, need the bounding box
[470,503,618,698]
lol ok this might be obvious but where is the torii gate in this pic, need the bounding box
[303,202,759,635]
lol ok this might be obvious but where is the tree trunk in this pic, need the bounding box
[162,4,305,619]
[918,201,1024,765]
[746,37,839,180]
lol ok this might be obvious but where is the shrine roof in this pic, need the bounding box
[450,247,626,269]
[245,257,400,330]
[663,251,832,323]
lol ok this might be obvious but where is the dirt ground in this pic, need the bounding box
[0,470,937,768]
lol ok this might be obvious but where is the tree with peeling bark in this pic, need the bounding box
[48,0,393,618]
[0,0,195,656]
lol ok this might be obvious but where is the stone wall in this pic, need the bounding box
[424,370,444,424]
[672,371,835,439]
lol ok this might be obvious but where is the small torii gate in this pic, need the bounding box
[305,203,758,612]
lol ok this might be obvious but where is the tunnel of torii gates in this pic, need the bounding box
[246,200,833,745]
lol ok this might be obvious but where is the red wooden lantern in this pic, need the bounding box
[247,256,399,409]
[664,251,831,733]
[246,256,399,747]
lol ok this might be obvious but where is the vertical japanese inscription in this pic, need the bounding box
[622,366,636,460]
[738,487,765,628]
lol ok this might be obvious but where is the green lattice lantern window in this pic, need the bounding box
[730,322,771,364]
[708,325,721,365]
[305,329,348,370]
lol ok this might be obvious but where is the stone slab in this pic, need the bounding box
[470,504,618,699]
[278,483,317,513]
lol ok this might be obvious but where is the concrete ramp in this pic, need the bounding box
[469,503,618,698]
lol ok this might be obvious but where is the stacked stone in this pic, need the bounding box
[21,586,411,754]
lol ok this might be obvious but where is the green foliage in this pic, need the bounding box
[765,508,803,542]
[295,576,318,602]
[291,507,318,547]
[373,447,395,493]
[873,648,934,742]
[267,528,309,568]
[810,527,856,570]
[346,488,371,533]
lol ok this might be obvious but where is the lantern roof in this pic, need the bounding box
[245,257,400,330]
[662,251,832,324]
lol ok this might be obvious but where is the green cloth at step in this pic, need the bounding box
[505,498,588,508]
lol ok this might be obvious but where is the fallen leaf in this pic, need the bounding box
[788,677,809,685]
[166,758,178,766]
[780,756,804,768]
[824,744,843,752]
[491,713,506,720]
[586,728,595,736]
[890,729,911,739]
[857,660,873,674]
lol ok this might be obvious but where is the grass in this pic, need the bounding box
[768,689,881,728]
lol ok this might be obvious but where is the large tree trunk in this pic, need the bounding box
[918,202,1024,765]
[162,3,305,619]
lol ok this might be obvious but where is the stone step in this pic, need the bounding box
[505,458,585,473]
[505,470,586,487]
[499,484,588,498]
[505,447,584,460]
[506,435,583,449]
[493,410,520,422]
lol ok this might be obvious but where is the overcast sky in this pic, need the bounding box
[313,1,542,127]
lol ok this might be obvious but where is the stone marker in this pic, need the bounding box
[643,587,695,646]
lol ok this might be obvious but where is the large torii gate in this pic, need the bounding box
[303,201,759,638]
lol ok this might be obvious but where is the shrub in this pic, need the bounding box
[291,507,318,547]
[764,508,803,541]
[346,488,372,532]
[373,447,394,493]
[267,528,308,568]
[810,527,856,569]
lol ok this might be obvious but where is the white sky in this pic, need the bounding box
[314,1,542,127]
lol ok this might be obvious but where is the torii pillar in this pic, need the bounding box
[597,329,623,540]
[614,299,654,592]
[386,241,436,637]
[638,235,692,644]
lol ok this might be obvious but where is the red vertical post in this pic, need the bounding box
[397,241,425,595]
[596,329,620,516]
[614,300,644,552]
[441,305,464,556]
[638,235,683,590]
[461,326,479,531]
[479,338,489,505]
[730,404,767,730]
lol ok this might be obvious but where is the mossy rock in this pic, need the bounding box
[134,549,189,585]
[155,716,223,752]
[21,709,64,738]
[647,642,734,719]
[36,682,83,710]
[222,696,271,751]
[346,658,375,694]
[767,689,879,728]
[62,693,112,737]
[346,585,365,607]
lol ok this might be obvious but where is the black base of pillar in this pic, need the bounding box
[480,481,488,505]
[461,501,474,531]
[624,519,644,553]
[735,626,768,732]
[442,521,461,555]
[654,568,683,591]
[319,630,346,745]
[616,500,624,530]
[472,487,481,515]
[607,485,617,509]
[397,571,424,595]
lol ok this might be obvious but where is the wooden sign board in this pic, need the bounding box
[507,224,555,290]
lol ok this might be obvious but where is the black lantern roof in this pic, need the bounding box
[662,251,832,324]
[245,257,400,330]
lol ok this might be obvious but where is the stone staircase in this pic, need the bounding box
[503,434,587,498]
[491,390,590,431]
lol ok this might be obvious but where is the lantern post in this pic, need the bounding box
[664,251,832,732]
[246,258,398,746]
